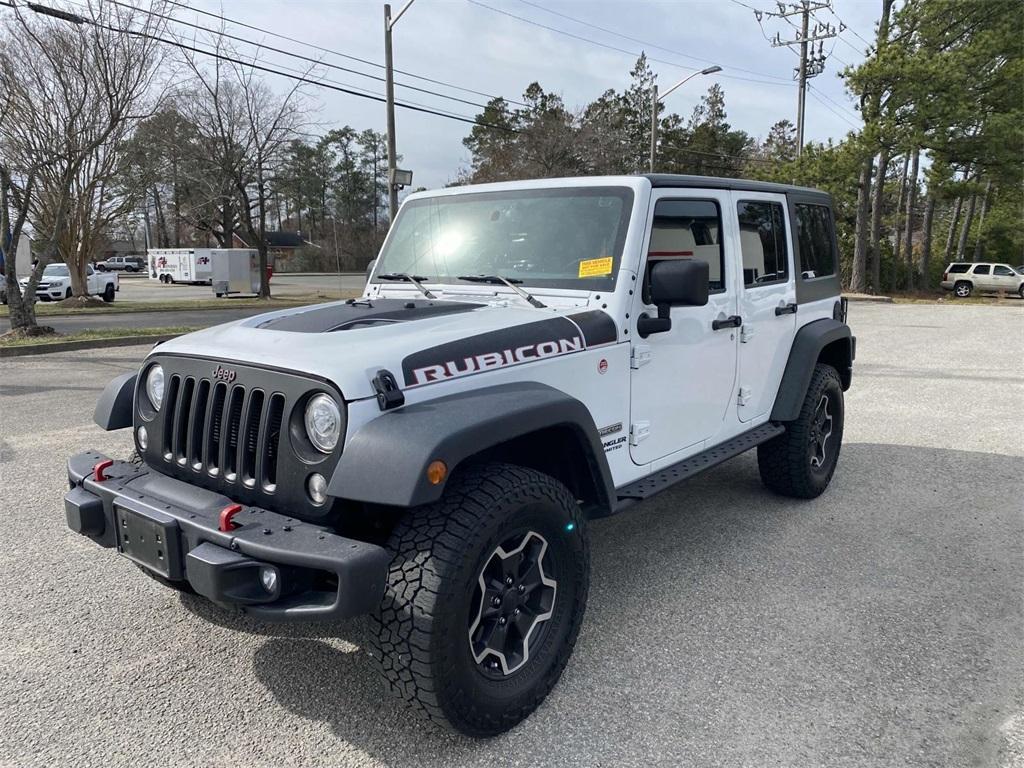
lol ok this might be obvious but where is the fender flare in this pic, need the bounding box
[771,318,854,422]
[93,372,136,430]
[328,382,615,510]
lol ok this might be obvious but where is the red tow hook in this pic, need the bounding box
[219,503,243,532]
[93,459,114,482]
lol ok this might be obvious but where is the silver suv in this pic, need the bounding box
[941,262,1024,298]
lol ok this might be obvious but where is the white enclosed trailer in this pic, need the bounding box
[148,248,214,285]
[210,248,260,296]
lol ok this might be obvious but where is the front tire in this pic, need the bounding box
[758,364,844,499]
[102,283,115,302]
[371,463,589,737]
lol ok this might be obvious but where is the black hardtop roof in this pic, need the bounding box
[643,173,829,199]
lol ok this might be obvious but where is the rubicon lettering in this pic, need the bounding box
[412,336,583,385]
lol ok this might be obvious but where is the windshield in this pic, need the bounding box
[43,264,69,277]
[373,186,634,291]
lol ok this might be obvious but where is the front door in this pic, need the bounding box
[735,193,798,422]
[629,191,739,465]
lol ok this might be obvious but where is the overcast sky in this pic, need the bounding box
[184,0,883,188]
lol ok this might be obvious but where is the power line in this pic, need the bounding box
[467,0,795,88]
[517,0,792,83]
[18,2,520,135]
[164,0,528,108]
[104,0,494,112]
[807,84,859,128]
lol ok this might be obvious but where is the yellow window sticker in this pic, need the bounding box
[578,256,613,278]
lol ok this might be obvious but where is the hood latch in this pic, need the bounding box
[372,369,405,411]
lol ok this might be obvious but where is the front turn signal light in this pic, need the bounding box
[426,460,447,485]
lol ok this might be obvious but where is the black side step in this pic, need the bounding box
[615,422,786,504]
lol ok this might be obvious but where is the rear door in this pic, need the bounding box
[734,193,797,422]
[971,263,993,290]
[629,189,739,464]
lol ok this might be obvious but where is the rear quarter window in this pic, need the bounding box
[794,203,836,280]
[948,264,970,274]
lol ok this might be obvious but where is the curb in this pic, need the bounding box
[0,333,184,358]
[842,293,893,303]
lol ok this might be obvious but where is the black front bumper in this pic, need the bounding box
[65,451,390,621]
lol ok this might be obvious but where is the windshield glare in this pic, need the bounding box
[43,264,69,276]
[373,187,634,291]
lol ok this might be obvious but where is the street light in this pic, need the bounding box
[384,0,416,225]
[649,65,722,173]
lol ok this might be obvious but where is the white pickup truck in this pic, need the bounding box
[18,262,119,302]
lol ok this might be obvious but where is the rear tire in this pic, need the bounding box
[371,462,589,736]
[758,363,844,499]
[954,281,972,298]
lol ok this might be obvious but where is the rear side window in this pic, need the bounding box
[794,203,836,279]
[649,199,724,292]
[737,201,788,287]
[948,264,970,274]
[993,265,1015,276]
[973,264,991,275]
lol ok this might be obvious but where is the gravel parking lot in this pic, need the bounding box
[1,302,1021,767]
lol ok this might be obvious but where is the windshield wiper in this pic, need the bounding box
[377,272,436,299]
[457,274,546,308]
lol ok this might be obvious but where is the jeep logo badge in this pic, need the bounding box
[212,365,237,383]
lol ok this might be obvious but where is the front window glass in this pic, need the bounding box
[43,264,69,277]
[993,265,1014,276]
[373,187,634,290]
[648,199,724,292]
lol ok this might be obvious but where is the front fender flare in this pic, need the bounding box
[328,382,614,509]
[93,372,136,430]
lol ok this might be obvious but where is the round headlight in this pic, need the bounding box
[146,364,165,410]
[304,394,341,453]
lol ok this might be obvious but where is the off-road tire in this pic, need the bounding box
[758,363,844,499]
[371,462,589,737]
[954,281,972,298]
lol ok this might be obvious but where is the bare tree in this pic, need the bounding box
[0,1,166,331]
[178,34,310,299]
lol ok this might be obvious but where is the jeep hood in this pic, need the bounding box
[154,298,617,400]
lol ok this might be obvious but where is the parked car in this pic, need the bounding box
[96,255,145,272]
[18,262,119,302]
[940,262,1024,298]
[65,174,854,736]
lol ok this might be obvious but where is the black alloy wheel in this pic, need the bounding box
[469,530,558,678]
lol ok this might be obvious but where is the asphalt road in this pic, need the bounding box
[1,302,1021,768]
[115,272,366,301]
[0,307,289,334]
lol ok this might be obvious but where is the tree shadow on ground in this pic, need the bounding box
[190,443,1023,768]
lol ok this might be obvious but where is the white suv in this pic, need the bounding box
[65,174,854,736]
[941,262,1024,298]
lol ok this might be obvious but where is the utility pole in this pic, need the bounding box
[384,4,398,223]
[649,84,658,173]
[761,1,838,158]
[384,0,415,224]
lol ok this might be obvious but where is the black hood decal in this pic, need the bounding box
[255,298,482,333]
[402,310,617,387]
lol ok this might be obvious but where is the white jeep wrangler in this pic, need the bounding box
[66,175,854,736]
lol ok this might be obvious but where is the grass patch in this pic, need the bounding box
[0,292,359,317]
[0,326,198,348]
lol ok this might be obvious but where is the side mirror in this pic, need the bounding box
[364,258,377,285]
[637,259,709,337]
